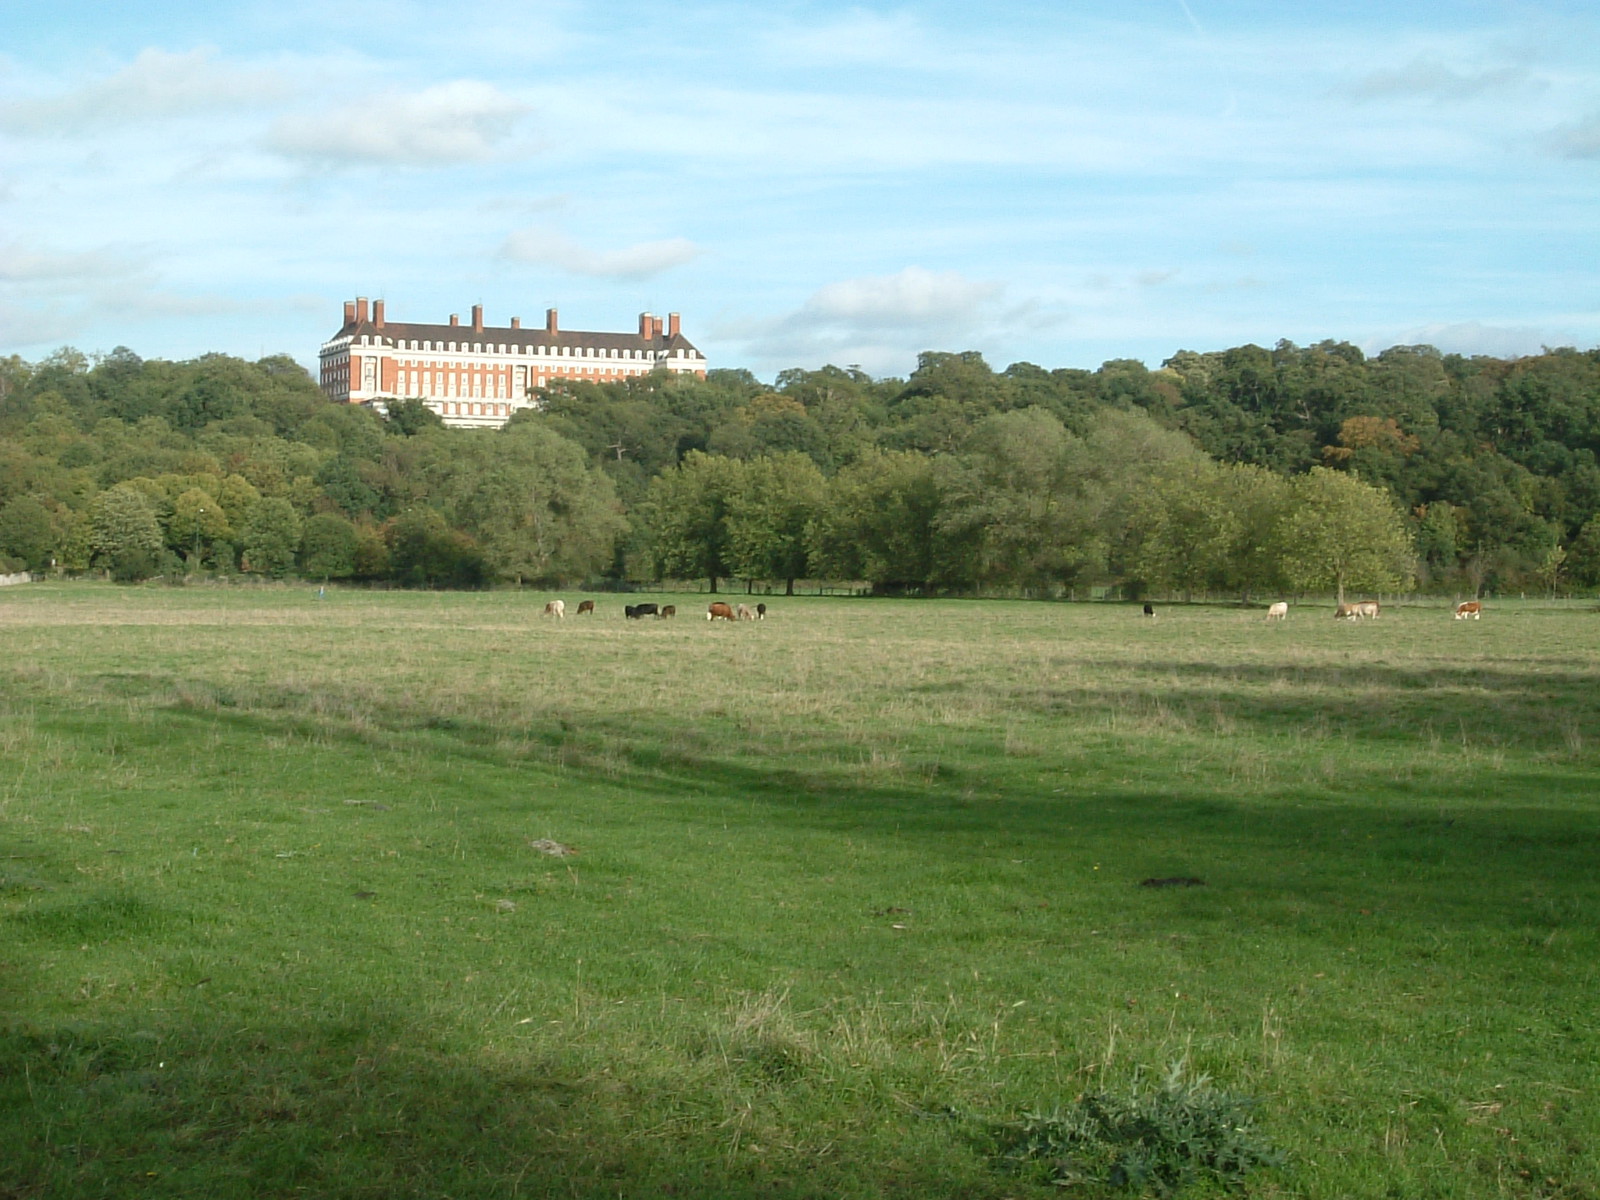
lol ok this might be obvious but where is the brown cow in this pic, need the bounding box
[659,605,676,618]
[576,599,595,616]
[736,603,755,621]
[1355,600,1380,619]
[707,602,735,621]
[1334,602,1359,620]
[1455,600,1482,620]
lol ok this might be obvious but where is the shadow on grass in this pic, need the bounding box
[0,1015,916,1199]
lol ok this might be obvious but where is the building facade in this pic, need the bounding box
[319,297,707,428]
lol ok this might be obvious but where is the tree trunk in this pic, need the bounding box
[785,578,795,596]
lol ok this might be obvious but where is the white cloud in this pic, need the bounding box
[266,80,529,166]
[500,228,701,279]
[0,242,143,284]
[0,48,288,134]
[1552,112,1600,158]
[1369,320,1556,359]
[801,267,1000,331]
[719,267,1009,376]
[1345,55,1535,103]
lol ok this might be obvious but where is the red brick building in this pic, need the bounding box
[319,297,707,428]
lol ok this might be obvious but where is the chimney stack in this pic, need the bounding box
[546,308,559,335]
[667,312,680,338]
[344,300,356,327]
[639,312,655,340]
[355,297,370,324]
[510,316,521,330]
[450,314,460,327]
[472,304,484,333]
[373,299,385,329]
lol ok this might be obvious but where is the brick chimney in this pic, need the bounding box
[450,314,460,327]
[667,312,680,338]
[355,297,369,323]
[472,304,484,333]
[546,308,559,335]
[344,300,356,327]
[510,316,521,330]
[373,299,385,329]
[639,312,655,340]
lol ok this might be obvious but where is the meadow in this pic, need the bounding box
[1,582,1596,1199]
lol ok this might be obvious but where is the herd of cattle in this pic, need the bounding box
[541,599,767,621]
[539,597,1483,621]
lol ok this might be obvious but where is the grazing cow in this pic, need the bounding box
[1334,602,1359,620]
[576,599,595,616]
[755,603,766,619]
[543,599,565,619]
[736,603,755,621]
[625,602,659,620]
[1266,601,1289,621]
[659,605,676,618]
[1142,603,1155,618]
[707,601,735,621]
[1455,600,1482,620]
[1355,600,1380,619]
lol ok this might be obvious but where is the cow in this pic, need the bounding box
[1455,600,1482,620]
[736,603,755,621]
[1355,601,1380,619]
[1266,601,1288,621]
[576,599,595,616]
[707,602,735,621]
[755,603,767,619]
[543,599,565,619]
[1334,603,1360,620]
[1142,603,1155,618]
[625,602,659,620]
[659,605,676,618]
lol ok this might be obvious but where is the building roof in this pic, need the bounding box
[330,308,701,357]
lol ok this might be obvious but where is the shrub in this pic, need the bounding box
[993,1061,1283,1196]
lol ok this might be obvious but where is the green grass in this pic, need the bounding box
[1,582,1597,1198]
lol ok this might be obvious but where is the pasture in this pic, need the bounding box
[2,583,1597,1199]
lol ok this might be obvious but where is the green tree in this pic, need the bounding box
[89,484,165,580]
[642,451,747,591]
[301,512,360,580]
[0,495,56,571]
[434,424,627,585]
[725,452,827,593]
[239,496,302,577]
[1275,467,1415,603]
[171,488,230,567]
[808,450,945,593]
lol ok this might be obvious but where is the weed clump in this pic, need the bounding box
[994,1061,1283,1195]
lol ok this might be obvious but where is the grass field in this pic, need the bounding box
[2,582,1597,1199]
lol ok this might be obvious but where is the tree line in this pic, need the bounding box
[2,339,1597,597]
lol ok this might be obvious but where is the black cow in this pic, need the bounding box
[626,602,659,619]
[1142,603,1155,618]
[755,603,767,619]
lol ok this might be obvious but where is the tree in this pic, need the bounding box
[239,496,302,577]
[808,450,945,593]
[301,512,360,580]
[642,451,746,591]
[725,452,827,593]
[89,483,165,579]
[0,495,56,570]
[171,487,231,567]
[1275,467,1415,602]
[432,424,627,585]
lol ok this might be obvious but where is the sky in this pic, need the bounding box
[1,0,1597,381]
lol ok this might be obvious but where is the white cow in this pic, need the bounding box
[736,603,755,621]
[1266,601,1288,621]
[543,599,565,619]
[1355,600,1380,619]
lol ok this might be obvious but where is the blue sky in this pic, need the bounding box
[1,0,1596,380]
